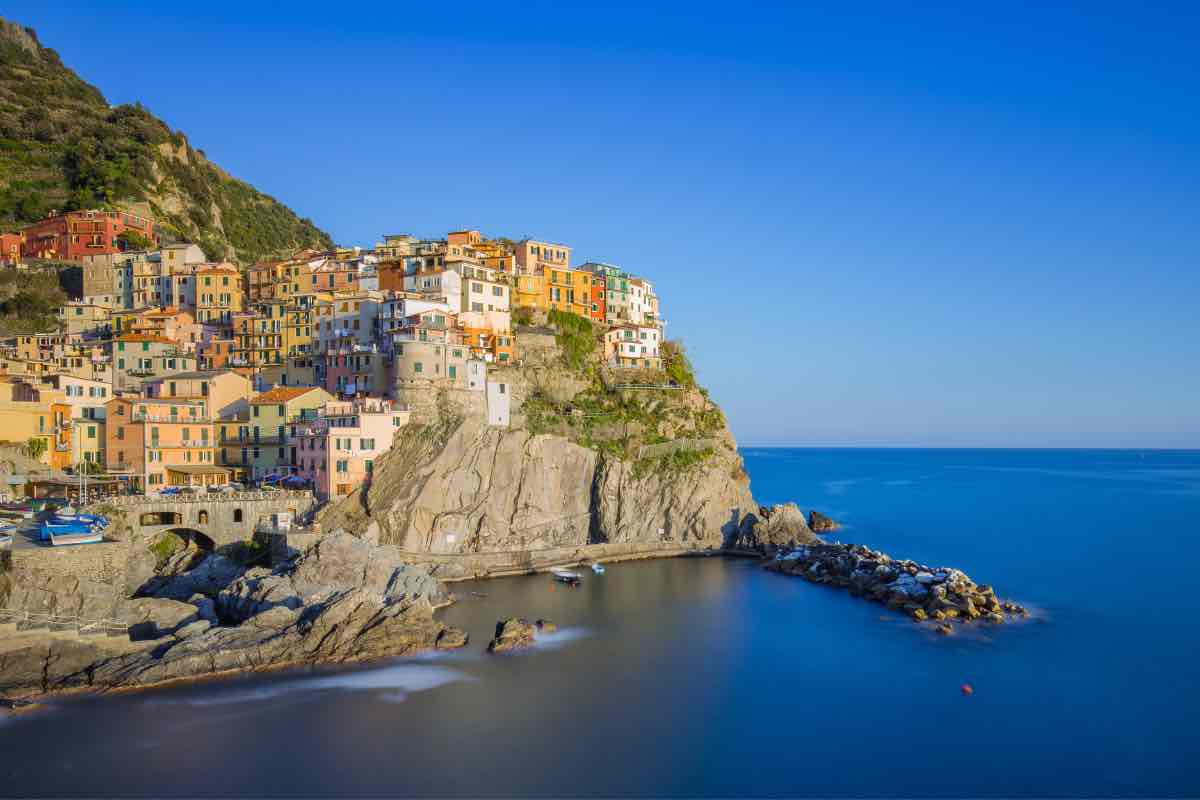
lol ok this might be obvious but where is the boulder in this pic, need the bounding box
[119,598,205,641]
[487,617,537,653]
[808,511,841,533]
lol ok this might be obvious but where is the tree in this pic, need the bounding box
[116,229,153,251]
[23,437,47,463]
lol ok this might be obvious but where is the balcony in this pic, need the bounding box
[132,413,213,423]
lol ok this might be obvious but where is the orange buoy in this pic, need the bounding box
[960,683,974,696]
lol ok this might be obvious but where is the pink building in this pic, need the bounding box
[294,399,409,499]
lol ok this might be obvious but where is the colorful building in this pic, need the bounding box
[20,209,155,261]
[294,399,409,499]
[513,239,571,276]
[603,325,662,369]
[196,266,244,325]
[104,397,217,491]
[544,267,592,319]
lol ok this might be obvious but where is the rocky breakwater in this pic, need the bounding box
[0,533,467,701]
[765,543,1028,631]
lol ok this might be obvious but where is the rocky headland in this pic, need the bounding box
[765,542,1029,631]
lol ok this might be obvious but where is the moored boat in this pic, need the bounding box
[551,568,583,585]
[591,563,606,574]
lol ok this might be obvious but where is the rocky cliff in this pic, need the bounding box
[318,323,815,572]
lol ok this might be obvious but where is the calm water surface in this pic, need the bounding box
[2,448,1199,797]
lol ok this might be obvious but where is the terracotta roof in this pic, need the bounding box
[250,386,323,404]
[196,267,240,276]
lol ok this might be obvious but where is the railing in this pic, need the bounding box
[132,413,213,423]
[94,489,315,507]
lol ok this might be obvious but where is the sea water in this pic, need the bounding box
[2,448,1198,797]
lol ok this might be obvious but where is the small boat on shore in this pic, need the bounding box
[551,568,582,585]
[48,529,103,546]
[591,563,606,574]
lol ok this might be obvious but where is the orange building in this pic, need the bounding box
[544,267,592,319]
[589,273,607,322]
[513,239,571,275]
[104,397,219,491]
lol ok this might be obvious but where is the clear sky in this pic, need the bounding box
[9,1,1199,447]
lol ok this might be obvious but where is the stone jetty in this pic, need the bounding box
[765,543,1028,629]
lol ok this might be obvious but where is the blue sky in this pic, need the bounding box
[9,1,1199,447]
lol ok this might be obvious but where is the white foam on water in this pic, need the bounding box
[530,626,593,650]
[145,661,471,707]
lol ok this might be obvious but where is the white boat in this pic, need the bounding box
[550,568,582,584]
[0,533,12,547]
[591,563,606,574]
[55,505,78,519]
[49,529,103,546]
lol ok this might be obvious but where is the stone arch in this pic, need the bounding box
[233,508,243,523]
[163,528,215,552]
[197,509,209,525]
[140,511,182,526]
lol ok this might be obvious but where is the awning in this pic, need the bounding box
[165,465,233,476]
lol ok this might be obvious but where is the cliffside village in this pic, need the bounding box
[0,211,666,501]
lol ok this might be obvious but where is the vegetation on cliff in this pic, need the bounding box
[0,265,69,334]
[515,318,728,475]
[0,18,332,264]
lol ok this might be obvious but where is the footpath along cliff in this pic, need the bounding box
[317,315,815,576]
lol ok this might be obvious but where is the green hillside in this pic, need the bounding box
[0,18,333,265]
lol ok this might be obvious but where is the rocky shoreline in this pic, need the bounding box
[0,533,469,705]
[765,542,1028,631]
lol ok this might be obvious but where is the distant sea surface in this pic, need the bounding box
[3,448,1199,797]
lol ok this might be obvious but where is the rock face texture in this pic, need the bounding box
[734,503,819,552]
[808,511,841,533]
[487,618,538,653]
[765,543,1029,626]
[0,533,465,700]
[319,415,760,559]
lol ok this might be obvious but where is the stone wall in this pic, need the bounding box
[395,540,730,581]
[9,542,129,586]
[4,541,131,620]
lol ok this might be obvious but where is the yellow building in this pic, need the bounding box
[196,266,244,325]
[514,273,546,311]
[544,267,592,319]
[243,386,333,479]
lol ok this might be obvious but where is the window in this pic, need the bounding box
[361,438,375,450]
[336,460,348,473]
[414,362,423,374]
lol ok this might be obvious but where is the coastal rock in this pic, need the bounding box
[119,598,206,641]
[765,542,1028,631]
[808,511,841,533]
[487,617,537,653]
[317,414,759,559]
[734,503,818,554]
[0,534,467,701]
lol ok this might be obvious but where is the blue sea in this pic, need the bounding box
[2,448,1199,797]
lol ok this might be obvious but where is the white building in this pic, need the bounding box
[603,325,662,369]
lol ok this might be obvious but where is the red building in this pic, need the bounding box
[590,272,607,322]
[20,209,155,261]
[0,232,23,266]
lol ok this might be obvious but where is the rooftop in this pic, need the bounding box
[250,386,324,404]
